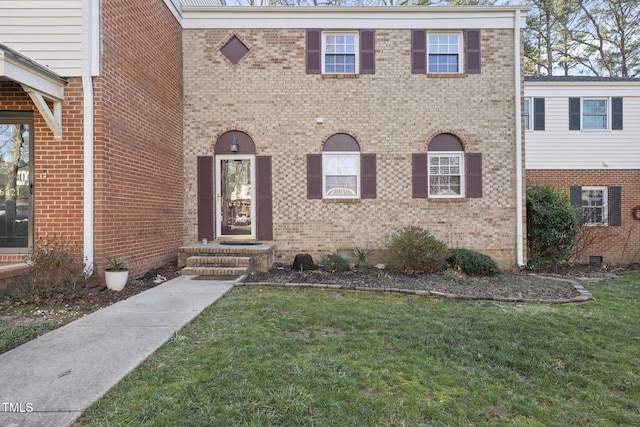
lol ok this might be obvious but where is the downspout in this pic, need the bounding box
[81,0,98,275]
[514,9,525,268]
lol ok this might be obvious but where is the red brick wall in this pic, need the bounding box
[0,80,85,263]
[527,169,640,265]
[95,0,183,277]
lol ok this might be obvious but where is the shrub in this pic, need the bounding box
[353,247,374,268]
[526,184,581,269]
[319,253,351,272]
[386,226,449,274]
[12,235,87,302]
[447,248,500,276]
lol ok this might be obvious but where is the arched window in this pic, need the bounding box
[323,134,360,198]
[307,134,376,200]
[412,133,482,199]
[428,133,464,198]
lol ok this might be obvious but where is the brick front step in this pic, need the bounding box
[180,266,249,276]
[178,242,275,273]
[186,256,251,268]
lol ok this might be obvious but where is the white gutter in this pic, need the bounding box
[514,9,525,268]
[81,0,99,276]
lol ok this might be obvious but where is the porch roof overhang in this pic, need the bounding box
[0,43,67,141]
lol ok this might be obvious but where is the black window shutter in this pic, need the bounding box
[411,29,427,74]
[306,29,322,74]
[612,97,623,130]
[569,98,581,130]
[360,153,376,199]
[533,98,545,131]
[360,29,375,74]
[609,186,622,226]
[570,186,582,208]
[465,153,482,198]
[412,153,428,198]
[197,156,214,240]
[465,29,481,74]
[256,156,273,240]
[307,154,323,199]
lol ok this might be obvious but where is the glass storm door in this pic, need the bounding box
[216,155,255,238]
[0,116,32,250]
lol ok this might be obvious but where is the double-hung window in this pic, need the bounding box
[570,97,623,131]
[323,32,357,74]
[428,152,464,197]
[323,152,360,198]
[581,186,608,226]
[428,33,462,73]
[582,99,607,130]
[524,98,531,130]
[524,98,545,131]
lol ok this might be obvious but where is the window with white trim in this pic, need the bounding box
[428,152,464,197]
[323,152,360,198]
[428,33,462,73]
[524,98,531,130]
[582,99,607,130]
[581,186,608,226]
[323,32,358,74]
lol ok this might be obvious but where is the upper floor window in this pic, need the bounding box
[524,98,545,131]
[428,33,462,73]
[323,33,357,74]
[411,29,481,75]
[524,98,531,130]
[569,97,623,131]
[582,99,607,129]
[306,29,375,75]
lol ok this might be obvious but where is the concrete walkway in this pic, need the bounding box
[0,275,236,427]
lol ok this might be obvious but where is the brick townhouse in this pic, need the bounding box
[0,2,530,291]
[525,76,640,265]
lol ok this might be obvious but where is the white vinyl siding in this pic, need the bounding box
[525,86,640,170]
[0,1,83,76]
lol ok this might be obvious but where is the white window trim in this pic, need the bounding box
[321,31,359,75]
[582,186,608,226]
[427,31,463,74]
[581,98,610,131]
[524,97,531,131]
[322,152,360,199]
[427,151,465,199]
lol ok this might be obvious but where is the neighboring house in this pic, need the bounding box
[524,76,640,265]
[181,5,529,269]
[0,2,531,293]
[0,0,183,291]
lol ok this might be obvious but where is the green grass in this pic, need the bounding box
[0,318,59,354]
[76,275,640,426]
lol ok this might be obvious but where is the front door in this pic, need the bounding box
[216,155,255,239]
[0,113,33,251]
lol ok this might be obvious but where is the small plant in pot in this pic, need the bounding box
[104,256,129,291]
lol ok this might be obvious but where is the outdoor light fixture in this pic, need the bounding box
[230,136,239,152]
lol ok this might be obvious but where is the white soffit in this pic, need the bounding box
[0,44,67,140]
[180,6,531,30]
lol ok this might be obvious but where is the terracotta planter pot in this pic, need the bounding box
[105,270,129,291]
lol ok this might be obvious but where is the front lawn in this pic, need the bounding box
[76,275,640,426]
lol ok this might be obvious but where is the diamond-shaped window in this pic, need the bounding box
[221,36,249,65]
